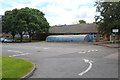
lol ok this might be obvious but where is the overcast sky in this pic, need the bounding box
[0,0,96,26]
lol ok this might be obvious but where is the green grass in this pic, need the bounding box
[7,37,47,43]
[2,56,34,79]
[16,40,46,42]
[0,56,2,80]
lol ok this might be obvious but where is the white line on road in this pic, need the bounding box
[79,49,98,54]
[43,48,49,49]
[87,50,91,52]
[79,51,86,53]
[8,50,31,57]
[8,50,23,53]
[9,53,31,57]
[78,59,93,76]
[95,50,98,51]
[91,50,95,51]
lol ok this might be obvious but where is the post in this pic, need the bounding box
[115,32,116,44]
[112,29,119,44]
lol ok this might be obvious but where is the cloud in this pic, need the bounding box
[0,0,96,26]
[40,1,96,25]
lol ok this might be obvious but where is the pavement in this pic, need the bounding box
[93,42,120,48]
[1,42,119,78]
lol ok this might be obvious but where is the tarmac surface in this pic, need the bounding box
[1,42,119,78]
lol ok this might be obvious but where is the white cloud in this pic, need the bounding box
[40,2,96,25]
[0,0,96,26]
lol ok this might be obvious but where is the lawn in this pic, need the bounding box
[0,56,2,80]
[7,37,47,43]
[16,40,46,42]
[2,56,34,79]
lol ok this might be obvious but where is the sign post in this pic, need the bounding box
[112,29,119,44]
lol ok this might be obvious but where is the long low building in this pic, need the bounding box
[49,24,98,35]
[47,24,106,42]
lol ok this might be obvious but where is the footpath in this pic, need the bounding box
[93,42,120,48]
[92,42,119,60]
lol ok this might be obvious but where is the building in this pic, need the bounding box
[48,24,109,42]
[0,34,12,38]
[48,24,102,41]
[49,24,98,35]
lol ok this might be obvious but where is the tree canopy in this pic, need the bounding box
[72,20,86,24]
[78,20,86,24]
[2,7,50,41]
[95,1,120,38]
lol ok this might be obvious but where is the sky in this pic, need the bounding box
[0,0,97,26]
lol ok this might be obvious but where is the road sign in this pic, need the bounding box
[112,29,119,33]
[111,34,115,36]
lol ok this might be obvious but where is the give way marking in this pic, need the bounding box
[8,50,31,57]
[78,59,93,76]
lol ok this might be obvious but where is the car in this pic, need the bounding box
[3,39,15,43]
[0,38,7,42]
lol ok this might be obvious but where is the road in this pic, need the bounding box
[2,42,119,78]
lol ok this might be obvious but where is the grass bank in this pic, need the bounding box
[2,56,34,79]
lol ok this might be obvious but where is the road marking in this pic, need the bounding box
[8,50,31,57]
[79,51,86,53]
[87,50,91,52]
[79,49,98,54]
[8,50,23,53]
[95,50,98,51]
[43,48,49,49]
[9,53,31,57]
[78,59,93,76]
[91,50,95,51]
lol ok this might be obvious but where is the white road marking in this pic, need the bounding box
[9,53,31,57]
[79,51,86,53]
[8,50,23,53]
[8,49,31,57]
[95,50,98,51]
[91,50,95,51]
[43,48,49,49]
[87,50,91,52]
[78,59,93,76]
[79,49,98,54]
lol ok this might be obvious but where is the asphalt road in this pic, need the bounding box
[1,42,119,78]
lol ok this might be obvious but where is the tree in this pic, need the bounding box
[15,7,50,42]
[72,20,86,24]
[79,20,86,24]
[2,7,50,42]
[95,1,120,39]
[2,11,17,40]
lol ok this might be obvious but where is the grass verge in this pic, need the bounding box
[2,56,34,79]
[16,40,46,43]
[0,56,2,80]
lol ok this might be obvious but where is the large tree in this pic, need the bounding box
[2,7,50,42]
[95,1,120,39]
[2,10,17,40]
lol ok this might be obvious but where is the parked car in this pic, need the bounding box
[0,38,7,42]
[3,39,15,43]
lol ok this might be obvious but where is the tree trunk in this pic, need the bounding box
[19,32,23,42]
[28,32,32,42]
[11,33,15,40]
